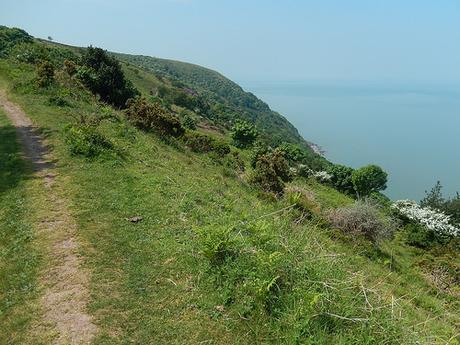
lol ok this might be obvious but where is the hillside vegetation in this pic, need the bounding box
[0,26,459,344]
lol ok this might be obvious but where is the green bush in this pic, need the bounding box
[278,142,307,163]
[183,131,230,155]
[125,97,184,137]
[36,60,54,87]
[0,26,33,56]
[64,124,114,158]
[231,119,258,148]
[77,46,138,108]
[404,223,438,249]
[352,164,388,198]
[327,164,355,195]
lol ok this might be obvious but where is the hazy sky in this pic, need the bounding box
[1,0,460,83]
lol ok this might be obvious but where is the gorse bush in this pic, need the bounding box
[35,60,54,87]
[124,97,184,137]
[183,131,230,155]
[64,124,114,158]
[250,149,292,195]
[78,46,138,108]
[328,199,398,243]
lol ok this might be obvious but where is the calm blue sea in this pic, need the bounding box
[240,81,460,201]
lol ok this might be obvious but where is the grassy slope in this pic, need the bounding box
[0,56,458,344]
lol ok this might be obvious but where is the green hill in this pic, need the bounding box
[114,52,311,149]
[0,26,459,344]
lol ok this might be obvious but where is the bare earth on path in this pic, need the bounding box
[0,89,97,344]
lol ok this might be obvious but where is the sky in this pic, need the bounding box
[1,0,460,83]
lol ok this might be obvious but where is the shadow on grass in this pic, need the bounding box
[0,124,40,195]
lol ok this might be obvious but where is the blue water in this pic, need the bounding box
[240,81,460,201]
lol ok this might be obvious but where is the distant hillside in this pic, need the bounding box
[114,52,311,150]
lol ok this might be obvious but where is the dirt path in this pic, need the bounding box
[0,89,97,344]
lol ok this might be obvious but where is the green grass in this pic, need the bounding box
[0,50,459,344]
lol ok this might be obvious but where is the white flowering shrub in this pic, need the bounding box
[313,170,332,182]
[392,200,459,237]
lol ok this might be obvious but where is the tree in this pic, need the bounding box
[78,46,138,108]
[420,181,445,210]
[328,164,355,195]
[230,120,258,148]
[352,164,388,198]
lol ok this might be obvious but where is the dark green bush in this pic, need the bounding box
[78,46,138,108]
[327,164,355,195]
[183,131,230,155]
[404,223,438,249]
[125,97,184,137]
[64,124,114,158]
[0,26,33,56]
[352,164,388,198]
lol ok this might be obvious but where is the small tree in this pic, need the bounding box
[420,181,444,210]
[78,46,138,108]
[231,120,258,148]
[352,164,387,198]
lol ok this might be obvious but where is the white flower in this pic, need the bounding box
[392,200,459,237]
[313,171,332,182]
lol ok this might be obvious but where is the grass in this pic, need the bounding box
[0,53,459,344]
[0,110,42,344]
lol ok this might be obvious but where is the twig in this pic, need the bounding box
[361,283,373,311]
[255,204,296,220]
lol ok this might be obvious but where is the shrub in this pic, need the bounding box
[183,131,230,155]
[231,120,258,148]
[278,142,307,163]
[0,26,33,56]
[352,164,388,198]
[328,200,398,243]
[404,223,438,249]
[327,164,355,195]
[392,200,459,238]
[182,114,197,130]
[250,149,292,195]
[63,59,77,76]
[64,124,114,158]
[125,97,184,137]
[78,46,138,108]
[36,60,54,87]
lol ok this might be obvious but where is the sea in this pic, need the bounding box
[240,81,460,201]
